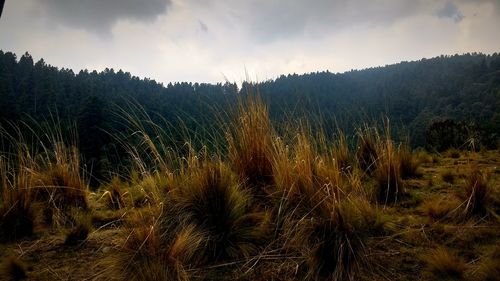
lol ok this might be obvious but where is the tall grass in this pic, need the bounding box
[227,95,275,193]
[0,121,87,241]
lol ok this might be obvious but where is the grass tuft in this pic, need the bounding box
[463,167,491,216]
[167,161,271,262]
[64,210,92,246]
[422,247,466,280]
[374,132,403,205]
[227,95,275,193]
[356,126,379,174]
[0,257,27,281]
[297,205,365,281]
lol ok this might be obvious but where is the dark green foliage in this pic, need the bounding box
[425,119,477,151]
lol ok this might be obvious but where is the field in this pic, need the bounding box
[1,98,499,281]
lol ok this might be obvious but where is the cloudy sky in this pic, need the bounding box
[1,0,499,84]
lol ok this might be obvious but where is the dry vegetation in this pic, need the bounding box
[0,96,499,281]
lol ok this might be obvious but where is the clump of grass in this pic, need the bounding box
[463,167,490,216]
[102,176,125,210]
[356,126,379,174]
[332,130,351,172]
[445,148,461,159]
[399,143,420,179]
[35,143,88,211]
[0,257,27,281]
[167,161,271,262]
[295,204,365,281]
[112,212,208,281]
[227,95,275,193]
[422,247,466,280]
[475,246,500,281]
[120,226,174,280]
[419,196,461,220]
[0,156,36,242]
[441,169,455,184]
[374,130,403,205]
[64,210,92,246]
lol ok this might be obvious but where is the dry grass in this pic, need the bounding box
[422,246,467,280]
[399,143,421,179]
[475,246,500,281]
[442,169,455,184]
[374,129,403,205]
[227,95,275,192]
[0,257,27,281]
[64,210,92,246]
[1,96,498,281]
[356,126,379,174]
[463,167,491,216]
[166,160,271,262]
[420,196,462,221]
[290,199,367,281]
[112,222,204,281]
[0,151,36,241]
[102,176,125,210]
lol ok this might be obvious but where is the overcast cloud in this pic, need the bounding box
[0,0,499,83]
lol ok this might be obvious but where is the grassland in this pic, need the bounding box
[0,97,499,281]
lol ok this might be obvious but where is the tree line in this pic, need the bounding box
[1,50,498,184]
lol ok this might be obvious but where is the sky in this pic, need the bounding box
[0,0,499,84]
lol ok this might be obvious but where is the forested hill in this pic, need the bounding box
[257,53,500,146]
[0,50,499,181]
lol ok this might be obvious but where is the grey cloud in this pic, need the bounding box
[198,20,208,32]
[223,0,428,43]
[437,1,464,22]
[37,0,172,34]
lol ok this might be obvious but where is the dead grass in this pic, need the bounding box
[419,196,462,221]
[0,257,27,281]
[422,246,467,280]
[463,166,491,216]
[227,95,275,192]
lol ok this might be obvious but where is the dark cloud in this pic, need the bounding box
[437,1,464,23]
[37,0,171,34]
[227,0,427,43]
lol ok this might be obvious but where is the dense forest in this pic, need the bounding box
[0,50,499,183]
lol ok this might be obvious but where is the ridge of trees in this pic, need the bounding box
[1,50,499,182]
